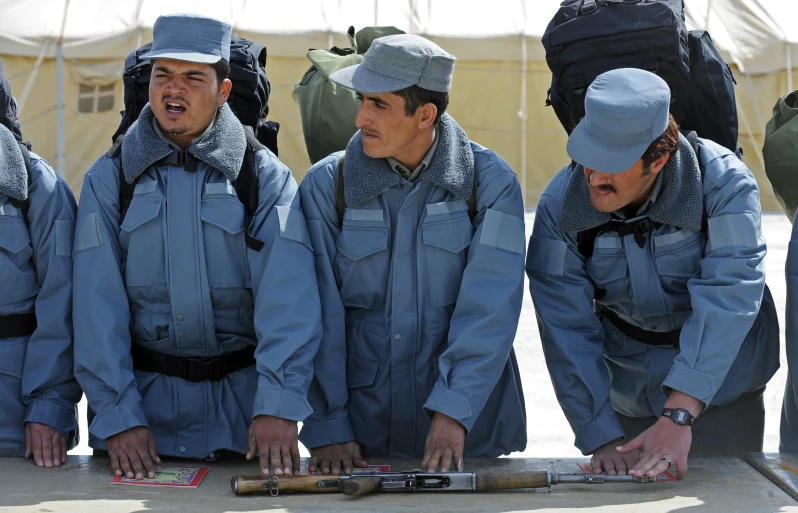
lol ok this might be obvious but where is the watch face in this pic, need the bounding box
[675,410,687,423]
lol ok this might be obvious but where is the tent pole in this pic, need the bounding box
[56,39,65,178]
[788,43,793,93]
[17,37,50,113]
[519,34,528,208]
[56,0,71,178]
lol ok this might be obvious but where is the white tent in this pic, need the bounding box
[0,0,794,209]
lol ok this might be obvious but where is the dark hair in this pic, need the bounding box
[211,59,230,86]
[392,85,449,125]
[641,114,680,171]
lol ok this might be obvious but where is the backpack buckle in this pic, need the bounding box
[569,77,585,95]
[581,0,598,14]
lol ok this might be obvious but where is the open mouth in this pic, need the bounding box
[165,102,187,114]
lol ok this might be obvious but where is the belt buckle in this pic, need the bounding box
[185,355,220,382]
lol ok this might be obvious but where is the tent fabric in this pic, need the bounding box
[0,0,794,211]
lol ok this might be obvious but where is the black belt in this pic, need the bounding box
[0,312,37,339]
[598,305,680,348]
[131,344,256,382]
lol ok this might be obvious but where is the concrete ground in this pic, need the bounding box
[69,212,794,459]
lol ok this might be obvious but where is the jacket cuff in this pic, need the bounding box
[24,399,78,436]
[663,364,717,410]
[89,402,149,441]
[424,384,475,432]
[574,412,625,456]
[299,416,355,448]
[253,388,313,422]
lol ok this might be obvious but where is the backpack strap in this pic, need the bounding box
[233,128,266,252]
[336,153,346,227]
[109,135,139,223]
[466,171,477,221]
[8,141,32,222]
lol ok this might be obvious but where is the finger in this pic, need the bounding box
[645,457,671,479]
[603,457,618,476]
[439,448,455,472]
[32,432,44,467]
[331,454,342,476]
[24,425,31,459]
[59,433,68,466]
[308,456,320,473]
[110,451,122,476]
[119,453,134,480]
[270,447,283,476]
[425,451,442,473]
[421,451,431,472]
[258,446,272,475]
[342,454,353,475]
[321,456,332,475]
[41,432,54,468]
[290,443,301,476]
[281,444,292,476]
[130,451,146,480]
[49,431,61,466]
[617,436,643,454]
[353,444,368,468]
[590,457,604,474]
[630,453,659,478]
[148,437,161,465]
[615,456,628,476]
[138,447,156,479]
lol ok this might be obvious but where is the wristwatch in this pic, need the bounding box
[662,408,695,426]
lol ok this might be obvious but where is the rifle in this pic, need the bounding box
[231,469,655,496]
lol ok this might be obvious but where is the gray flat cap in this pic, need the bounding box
[331,34,456,93]
[567,68,671,174]
[141,13,231,64]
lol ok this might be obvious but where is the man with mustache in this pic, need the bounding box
[527,68,778,480]
[73,14,321,480]
[298,34,527,473]
[0,60,81,468]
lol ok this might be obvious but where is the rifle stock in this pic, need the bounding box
[232,475,340,495]
[474,470,550,491]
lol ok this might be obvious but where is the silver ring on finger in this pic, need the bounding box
[660,457,671,467]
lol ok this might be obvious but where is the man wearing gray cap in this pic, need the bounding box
[298,34,527,473]
[73,13,321,480]
[527,68,778,480]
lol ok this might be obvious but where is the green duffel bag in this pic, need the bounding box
[292,25,404,164]
[764,90,798,222]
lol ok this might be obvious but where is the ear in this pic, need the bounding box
[417,103,438,130]
[217,78,233,106]
[650,153,670,176]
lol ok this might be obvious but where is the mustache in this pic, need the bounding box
[162,94,190,106]
[593,183,617,194]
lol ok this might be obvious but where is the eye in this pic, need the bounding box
[374,103,386,110]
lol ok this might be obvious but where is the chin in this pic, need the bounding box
[589,197,617,213]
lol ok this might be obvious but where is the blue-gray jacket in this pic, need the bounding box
[781,211,798,451]
[73,104,321,458]
[298,114,527,458]
[0,124,80,456]
[527,135,779,455]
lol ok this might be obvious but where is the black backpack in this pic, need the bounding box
[110,38,278,252]
[0,59,32,220]
[542,0,740,155]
